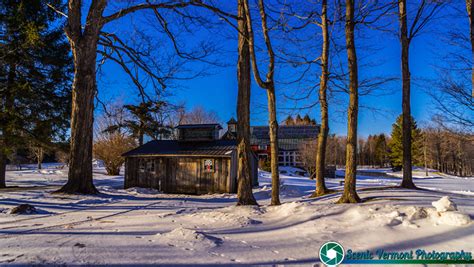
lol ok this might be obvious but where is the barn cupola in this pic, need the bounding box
[176,124,222,141]
[227,117,237,134]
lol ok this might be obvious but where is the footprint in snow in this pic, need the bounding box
[74,243,86,248]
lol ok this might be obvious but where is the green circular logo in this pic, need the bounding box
[319,241,345,266]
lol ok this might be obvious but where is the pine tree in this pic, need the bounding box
[104,101,171,146]
[303,114,312,125]
[374,134,388,167]
[389,115,423,169]
[0,0,72,187]
[284,115,294,125]
[295,114,303,125]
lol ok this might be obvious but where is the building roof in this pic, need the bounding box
[251,125,319,139]
[221,130,237,140]
[250,125,319,151]
[227,117,237,124]
[175,123,222,130]
[122,140,236,157]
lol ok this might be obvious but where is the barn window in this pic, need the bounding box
[146,160,155,173]
[139,159,146,173]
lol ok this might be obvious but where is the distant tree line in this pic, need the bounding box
[423,127,474,177]
[300,115,474,177]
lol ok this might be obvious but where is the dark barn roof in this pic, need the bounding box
[251,125,319,139]
[227,117,237,124]
[176,124,222,129]
[122,140,236,157]
[250,125,319,150]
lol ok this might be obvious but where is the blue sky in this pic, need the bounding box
[96,1,468,137]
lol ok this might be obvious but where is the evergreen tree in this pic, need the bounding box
[374,134,388,167]
[389,115,423,169]
[284,115,294,125]
[295,114,303,125]
[0,0,72,187]
[303,114,311,125]
[104,101,171,146]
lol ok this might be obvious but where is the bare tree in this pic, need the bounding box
[397,0,444,189]
[93,133,136,176]
[28,145,45,170]
[313,0,332,197]
[55,150,70,168]
[179,106,220,124]
[398,0,414,189]
[0,155,4,188]
[236,0,258,206]
[423,124,474,176]
[49,0,233,194]
[429,1,474,132]
[467,0,474,97]
[243,0,281,205]
[298,139,318,176]
[337,0,361,204]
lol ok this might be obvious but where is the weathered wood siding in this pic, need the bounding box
[124,156,236,194]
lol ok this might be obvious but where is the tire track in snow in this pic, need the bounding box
[0,199,163,238]
[0,197,123,227]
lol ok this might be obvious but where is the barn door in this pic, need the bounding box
[176,159,198,194]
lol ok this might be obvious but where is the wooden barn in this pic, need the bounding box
[122,124,258,194]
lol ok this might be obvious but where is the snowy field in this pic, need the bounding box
[0,166,473,265]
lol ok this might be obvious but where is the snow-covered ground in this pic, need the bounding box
[0,166,473,265]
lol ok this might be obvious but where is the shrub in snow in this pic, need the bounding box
[432,196,457,212]
[9,204,36,214]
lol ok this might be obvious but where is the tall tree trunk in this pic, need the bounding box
[37,147,43,170]
[243,0,280,205]
[467,0,474,98]
[423,135,428,176]
[56,0,107,194]
[266,83,280,205]
[0,103,5,188]
[0,149,6,188]
[56,42,99,194]
[1,64,17,188]
[236,0,257,206]
[138,131,144,146]
[337,0,360,204]
[399,0,416,189]
[313,0,330,197]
